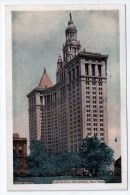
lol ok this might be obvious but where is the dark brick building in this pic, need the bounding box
[13,133,27,175]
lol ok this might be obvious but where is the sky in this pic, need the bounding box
[12,10,120,159]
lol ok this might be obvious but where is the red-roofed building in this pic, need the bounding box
[39,67,53,88]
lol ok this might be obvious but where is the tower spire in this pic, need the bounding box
[68,13,73,25]
[44,66,46,73]
[57,54,62,70]
[39,67,53,88]
[63,13,81,64]
[70,13,72,19]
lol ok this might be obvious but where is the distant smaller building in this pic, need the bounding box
[13,133,27,175]
[114,156,121,181]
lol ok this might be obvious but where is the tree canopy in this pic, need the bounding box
[80,136,114,176]
[27,140,48,176]
[27,140,82,176]
[27,137,114,177]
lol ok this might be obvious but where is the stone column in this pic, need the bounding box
[101,61,106,77]
[95,64,98,77]
[96,82,100,137]
[102,81,108,144]
[89,80,93,136]
[36,93,41,140]
[80,59,87,137]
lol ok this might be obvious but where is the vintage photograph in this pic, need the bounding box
[6,5,127,190]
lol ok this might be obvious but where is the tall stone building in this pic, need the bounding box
[27,14,108,153]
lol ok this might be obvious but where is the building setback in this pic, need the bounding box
[27,14,108,153]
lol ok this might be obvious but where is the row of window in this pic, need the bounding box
[68,66,79,82]
[85,64,102,77]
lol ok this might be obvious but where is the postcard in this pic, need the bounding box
[6,4,127,190]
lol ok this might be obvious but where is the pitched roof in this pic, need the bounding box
[39,67,53,88]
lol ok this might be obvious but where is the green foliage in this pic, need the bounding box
[13,149,20,171]
[80,136,114,176]
[27,137,114,178]
[27,140,82,176]
[51,152,82,176]
[27,140,48,176]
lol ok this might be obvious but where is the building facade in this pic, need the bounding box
[27,14,108,153]
[13,133,27,175]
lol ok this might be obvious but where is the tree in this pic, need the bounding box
[55,152,82,175]
[79,136,114,177]
[45,152,82,176]
[27,140,48,176]
[13,150,20,174]
[27,140,82,177]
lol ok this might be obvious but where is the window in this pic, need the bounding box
[18,146,23,154]
[69,71,71,82]
[85,64,89,75]
[72,68,75,80]
[74,48,76,56]
[47,95,50,104]
[92,64,95,76]
[76,66,79,77]
[98,65,101,76]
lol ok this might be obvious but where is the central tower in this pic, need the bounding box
[63,13,81,64]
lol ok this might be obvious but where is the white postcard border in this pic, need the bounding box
[6,4,127,191]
